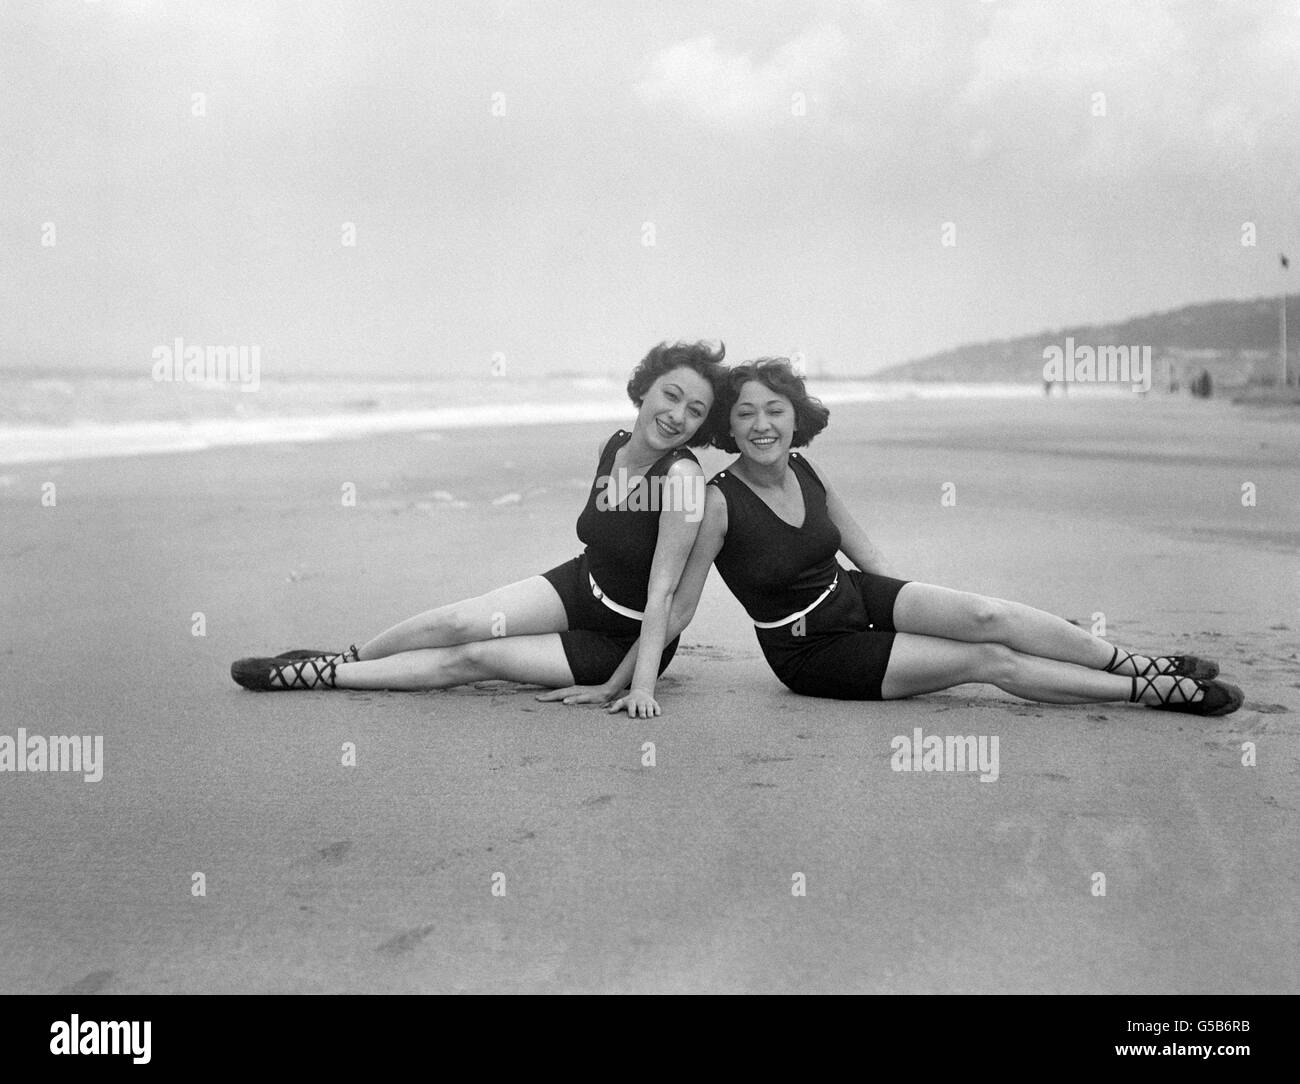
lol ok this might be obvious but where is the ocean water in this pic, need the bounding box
[0,372,1114,466]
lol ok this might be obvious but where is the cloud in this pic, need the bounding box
[635,25,850,125]
[635,2,1300,180]
[951,0,1300,178]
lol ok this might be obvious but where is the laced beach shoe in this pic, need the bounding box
[231,654,342,691]
[1131,674,1243,716]
[1104,647,1219,681]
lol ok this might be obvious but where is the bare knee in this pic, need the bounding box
[972,641,1019,685]
[423,604,476,644]
[459,638,513,679]
[966,595,1010,639]
[440,640,491,683]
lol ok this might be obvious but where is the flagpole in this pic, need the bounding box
[1282,253,1291,387]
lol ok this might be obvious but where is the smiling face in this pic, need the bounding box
[730,379,795,465]
[636,365,715,450]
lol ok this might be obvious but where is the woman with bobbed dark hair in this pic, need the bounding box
[624,345,731,447]
[708,358,830,453]
[231,340,727,714]
[575,357,1242,716]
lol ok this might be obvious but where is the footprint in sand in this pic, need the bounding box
[316,841,353,865]
[286,840,353,872]
[57,969,113,995]
[286,840,353,900]
[377,925,436,956]
[580,794,614,809]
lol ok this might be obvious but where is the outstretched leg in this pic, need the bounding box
[880,633,1239,714]
[891,583,1213,677]
[333,633,575,691]
[356,576,568,661]
[882,634,1121,702]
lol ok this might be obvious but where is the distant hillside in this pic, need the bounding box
[873,295,1299,387]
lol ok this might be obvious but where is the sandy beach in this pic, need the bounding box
[1,394,1296,994]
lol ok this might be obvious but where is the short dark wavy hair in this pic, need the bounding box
[711,357,830,453]
[626,340,728,448]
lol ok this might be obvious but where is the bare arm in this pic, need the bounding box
[801,454,892,576]
[612,459,709,717]
[604,484,728,716]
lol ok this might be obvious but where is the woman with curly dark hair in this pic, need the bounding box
[231,341,726,712]
[575,357,1242,716]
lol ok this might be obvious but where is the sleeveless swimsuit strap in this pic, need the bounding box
[607,427,688,468]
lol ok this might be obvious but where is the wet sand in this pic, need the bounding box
[1,394,1297,993]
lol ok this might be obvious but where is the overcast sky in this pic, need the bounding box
[3,0,1298,378]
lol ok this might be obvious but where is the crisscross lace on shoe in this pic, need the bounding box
[1104,646,1220,679]
[1107,647,1181,677]
[270,656,339,690]
[1131,673,1202,707]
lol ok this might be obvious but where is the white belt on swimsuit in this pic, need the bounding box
[751,573,839,629]
[589,573,645,621]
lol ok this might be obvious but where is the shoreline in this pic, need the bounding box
[1,379,1148,467]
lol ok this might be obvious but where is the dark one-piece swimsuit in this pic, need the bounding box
[708,452,911,700]
[541,429,694,685]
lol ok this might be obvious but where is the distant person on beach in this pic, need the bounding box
[231,341,726,716]
[565,358,1242,717]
